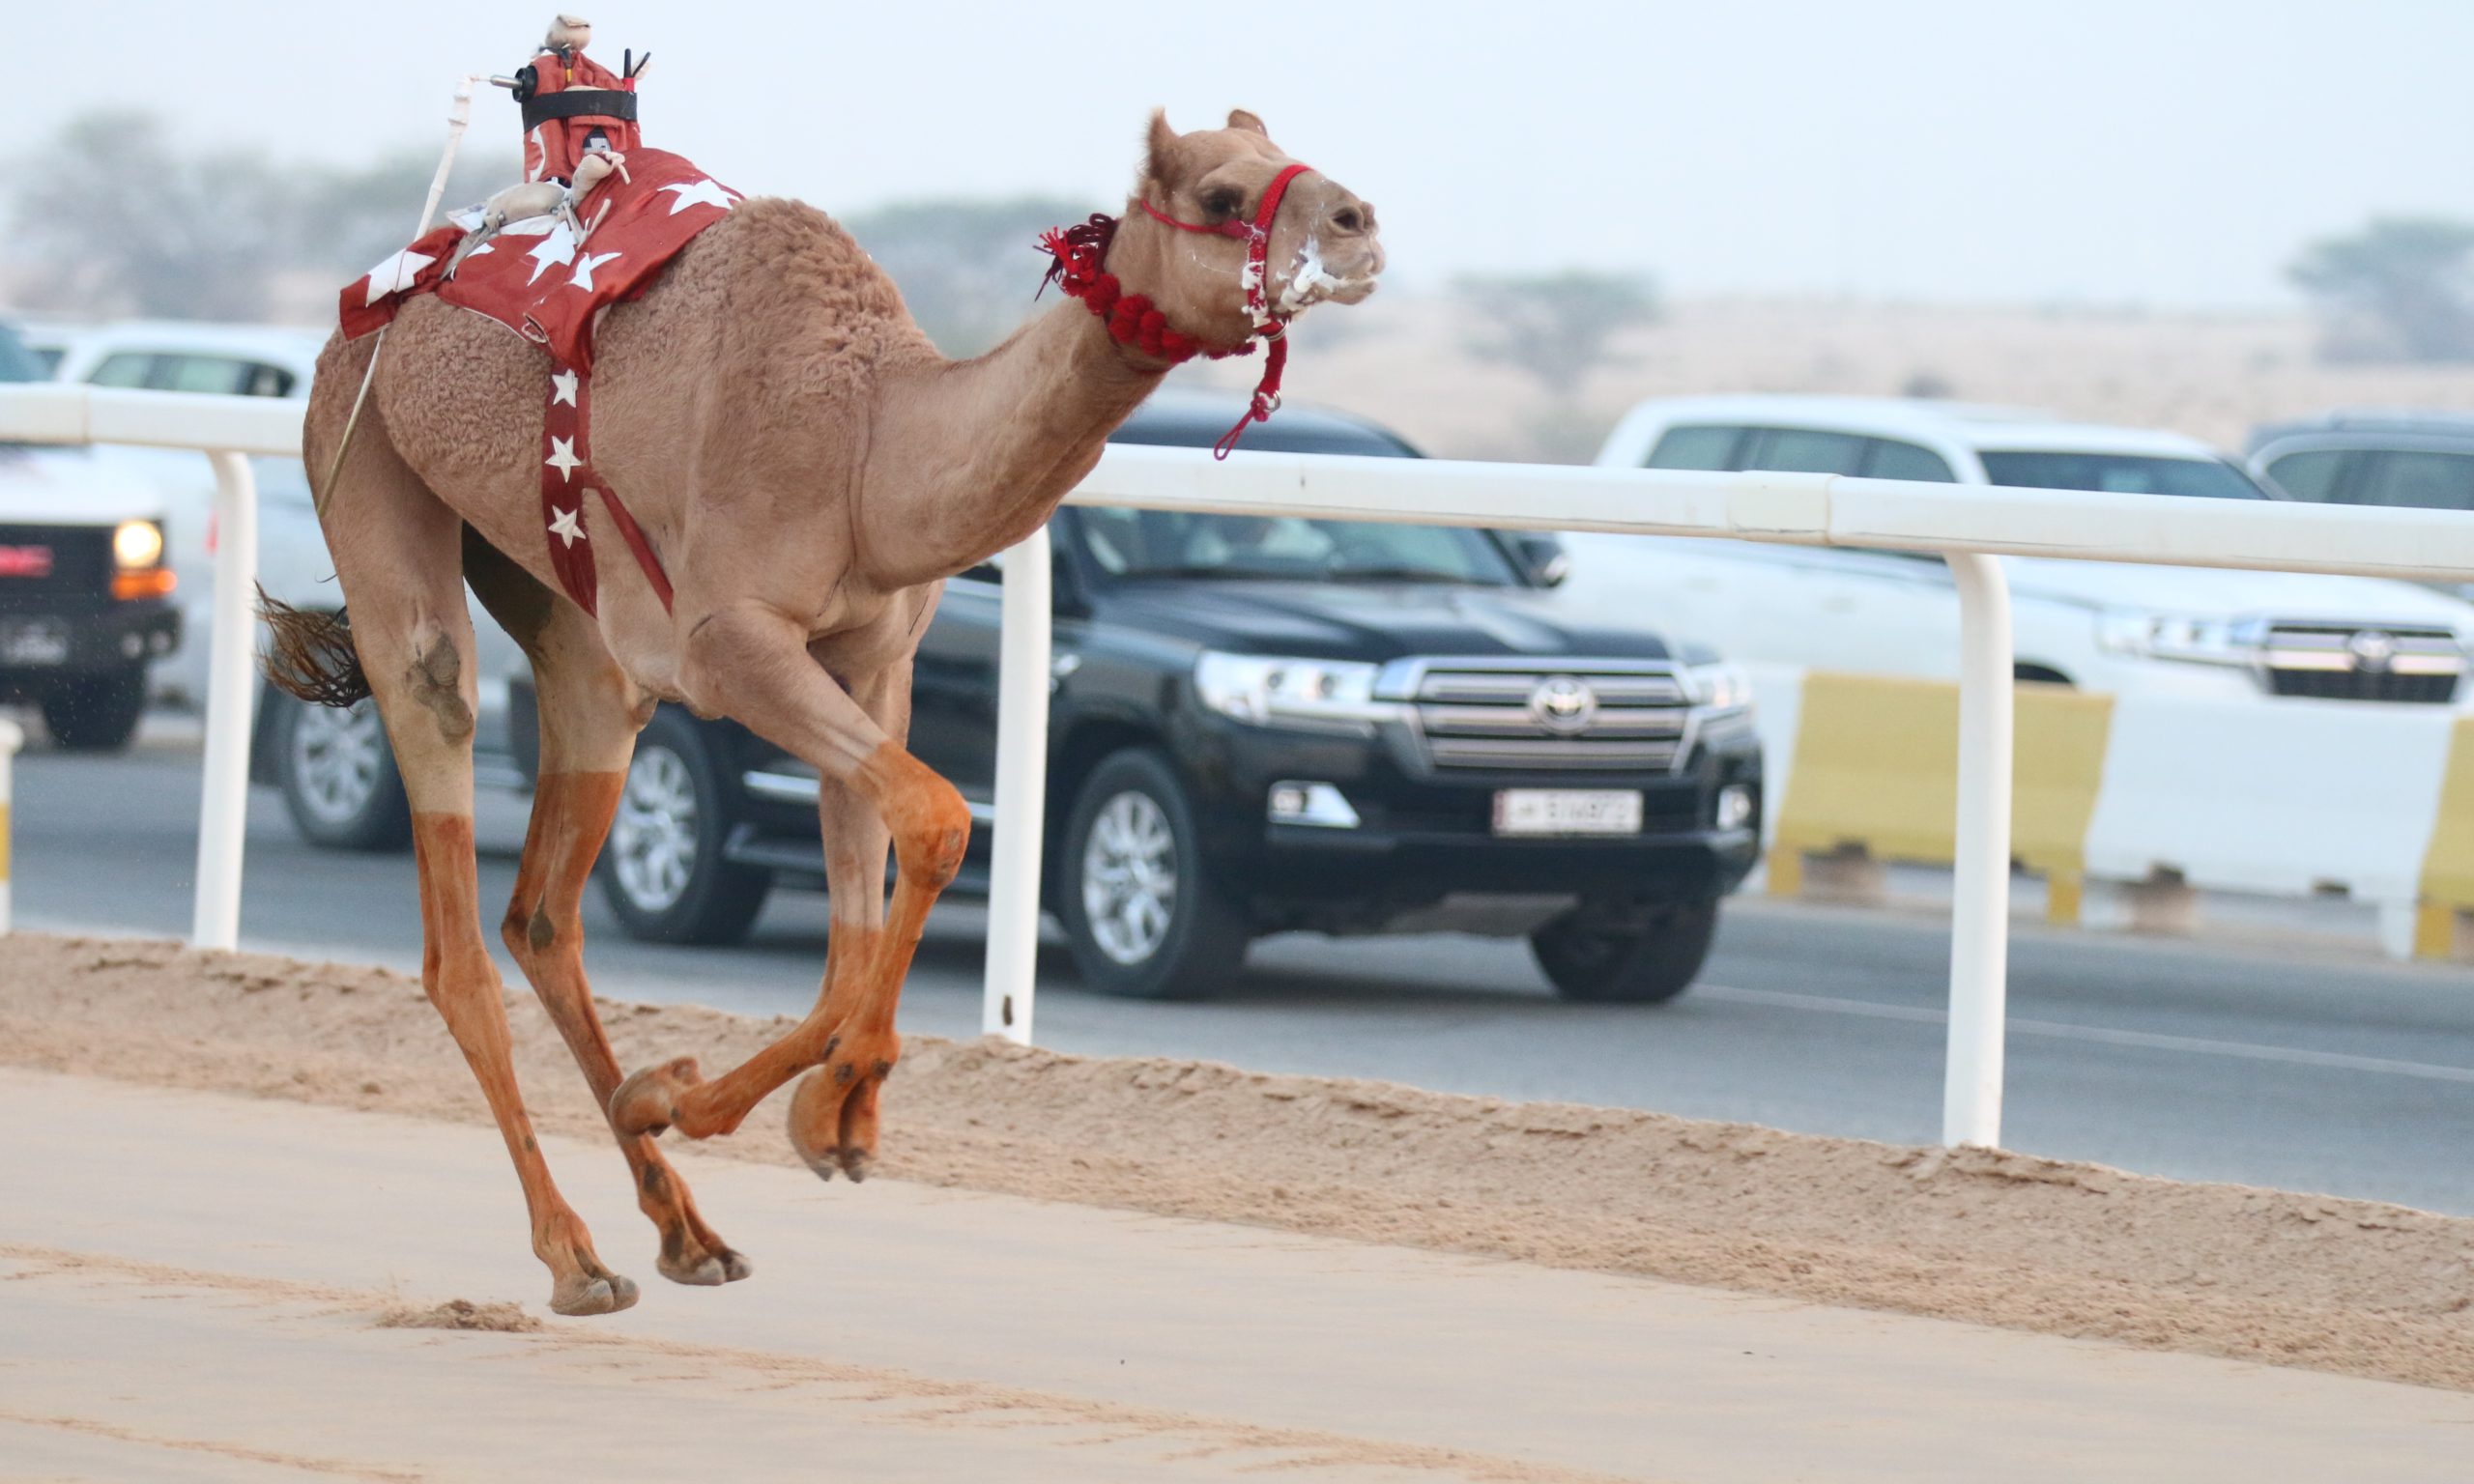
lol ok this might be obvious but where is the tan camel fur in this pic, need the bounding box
[290,110,1383,1316]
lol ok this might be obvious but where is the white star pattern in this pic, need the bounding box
[568,250,623,294]
[550,369,580,407]
[548,505,587,547]
[545,436,583,482]
[360,248,436,306]
[658,179,738,215]
[526,222,579,285]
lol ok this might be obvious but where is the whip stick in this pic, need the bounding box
[318,74,481,515]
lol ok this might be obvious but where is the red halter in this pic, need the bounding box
[1040,162,1315,458]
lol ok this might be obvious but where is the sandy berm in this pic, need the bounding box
[7,931,2470,1391]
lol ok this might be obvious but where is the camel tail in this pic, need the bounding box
[256,587,372,707]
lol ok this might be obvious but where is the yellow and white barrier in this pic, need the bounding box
[1759,666,2474,959]
[0,716,18,934]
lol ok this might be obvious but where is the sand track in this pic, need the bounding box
[6,930,2472,1395]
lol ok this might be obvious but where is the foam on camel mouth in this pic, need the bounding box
[1277,237,1381,315]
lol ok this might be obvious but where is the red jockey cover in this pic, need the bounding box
[339,148,739,372]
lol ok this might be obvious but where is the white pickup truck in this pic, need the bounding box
[1562,395,2474,705]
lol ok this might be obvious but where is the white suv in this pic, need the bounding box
[1564,395,2474,705]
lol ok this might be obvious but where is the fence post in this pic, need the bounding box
[1942,551,2015,1148]
[0,716,18,934]
[191,450,259,952]
[982,526,1054,1043]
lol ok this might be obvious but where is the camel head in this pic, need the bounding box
[1114,108,1385,344]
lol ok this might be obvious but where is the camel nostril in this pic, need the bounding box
[1332,207,1363,235]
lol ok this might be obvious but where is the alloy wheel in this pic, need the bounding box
[612,745,700,913]
[1079,788,1178,965]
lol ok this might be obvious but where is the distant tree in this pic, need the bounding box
[5,110,503,322]
[841,195,1095,357]
[1453,270,1659,399]
[2288,216,2474,363]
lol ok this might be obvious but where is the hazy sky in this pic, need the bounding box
[18,1,2474,308]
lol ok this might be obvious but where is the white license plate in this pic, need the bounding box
[1492,789,1644,837]
[0,620,70,667]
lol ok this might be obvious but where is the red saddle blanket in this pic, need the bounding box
[341,147,738,369]
[337,148,740,616]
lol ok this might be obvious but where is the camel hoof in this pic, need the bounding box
[839,1148,873,1183]
[657,1244,752,1287]
[787,1066,844,1181]
[661,1252,729,1286]
[550,1271,640,1317]
[610,1056,702,1137]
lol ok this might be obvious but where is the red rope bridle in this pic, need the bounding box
[1039,162,1314,458]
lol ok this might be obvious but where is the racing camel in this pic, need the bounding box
[277,110,1384,1315]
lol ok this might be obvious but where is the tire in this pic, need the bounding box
[40,669,148,753]
[1057,747,1251,1000]
[1531,899,1721,1004]
[273,693,414,851]
[598,706,772,945]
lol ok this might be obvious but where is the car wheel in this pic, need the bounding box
[1531,899,1720,1004]
[598,706,772,945]
[274,693,413,851]
[39,668,149,753]
[1058,747,1250,1000]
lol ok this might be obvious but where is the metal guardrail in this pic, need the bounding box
[12,384,2474,1150]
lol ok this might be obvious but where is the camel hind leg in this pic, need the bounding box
[462,531,752,1287]
[308,403,635,1317]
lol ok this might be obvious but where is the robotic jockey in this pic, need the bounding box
[512,14,644,186]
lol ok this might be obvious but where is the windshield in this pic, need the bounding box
[0,324,44,384]
[1978,451,2268,500]
[1074,508,1518,585]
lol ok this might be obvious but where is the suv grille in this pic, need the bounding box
[0,524,111,614]
[1413,667,1692,771]
[2261,623,2462,705]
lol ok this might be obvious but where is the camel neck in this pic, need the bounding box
[859,296,1169,588]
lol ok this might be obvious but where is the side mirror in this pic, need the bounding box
[1506,531,1569,587]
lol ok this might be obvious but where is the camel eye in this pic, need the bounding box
[1202,189,1241,217]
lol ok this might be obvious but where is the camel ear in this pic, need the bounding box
[1145,109,1183,184]
[1226,108,1269,137]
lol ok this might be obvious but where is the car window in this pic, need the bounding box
[1977,452,2268,499]
[0,324,45,383]
[2357,450,2474,511]
[88,353,155,388]
[1741,427,1868,474]
[1075,508,1517,585]
[1863,438,1956,482]
[159,355,298,397]
[2262,449,2349,502]
[1645,425,1742,471]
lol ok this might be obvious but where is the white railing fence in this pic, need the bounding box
[12,385,2474,1150]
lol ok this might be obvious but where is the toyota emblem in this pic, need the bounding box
[1529,675,1598,735]
[2347,630,2397,672]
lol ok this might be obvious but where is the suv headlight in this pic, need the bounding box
[1684,661,1752,712]
[1194,652,1385,731]
[2093,611,2255,667]
[113,519,165,570]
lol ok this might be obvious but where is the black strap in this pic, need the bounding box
[521,90,639,129]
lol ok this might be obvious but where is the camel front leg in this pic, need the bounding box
[610,606,968,1174]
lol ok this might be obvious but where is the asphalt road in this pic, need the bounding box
[13,716,2474,1215]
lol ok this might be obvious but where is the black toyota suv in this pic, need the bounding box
[272,393,1764,1002]
[599,392,1762,1002]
